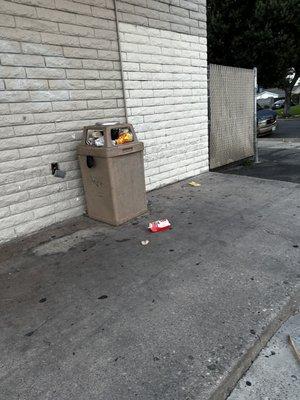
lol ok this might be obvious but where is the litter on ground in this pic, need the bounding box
[148,219,172,233]
[188,181,201,187]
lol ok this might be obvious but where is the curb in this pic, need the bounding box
[208,287,300,400]
[277,116,300,120]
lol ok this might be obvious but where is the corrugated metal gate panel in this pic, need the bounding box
[209,64,255,169]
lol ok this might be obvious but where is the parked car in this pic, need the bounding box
[272,99,295,110]
[272,99,285,109]
[257,104,277,135]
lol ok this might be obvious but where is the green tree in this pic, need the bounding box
[207,0,300,116]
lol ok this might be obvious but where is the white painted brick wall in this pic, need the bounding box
[119,22,208,191]
[0,0,124,244]
[0,0,208,244]
[116,0,206,36]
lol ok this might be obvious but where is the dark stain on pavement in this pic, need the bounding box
[39,298,47,303]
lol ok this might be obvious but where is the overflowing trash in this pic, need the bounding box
[115,128,133,145]
[94,136,104,147]
[85,124,133,147]
[148,219,171,233]
[78,122,147,226]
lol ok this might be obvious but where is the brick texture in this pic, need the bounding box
[116,0,206,36]
[0,0,124,243]
[0,0,207,244]
[119,22,208,190]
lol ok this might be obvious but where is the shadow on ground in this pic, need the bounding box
[219,143,300,184]
[219,118,300,184]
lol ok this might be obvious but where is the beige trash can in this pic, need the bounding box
[78,123,147,226]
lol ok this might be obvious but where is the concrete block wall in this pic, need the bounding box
[116,0,206,36]
[0,0,125,243]
[0,0,208,244]
[117,0,208,190]
[119,23,208,189]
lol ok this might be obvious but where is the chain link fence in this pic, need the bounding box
[209,64,255,169]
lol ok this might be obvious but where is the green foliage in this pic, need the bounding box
[276,104,300,117]
[242,158,254,167]
[207,0,300,89]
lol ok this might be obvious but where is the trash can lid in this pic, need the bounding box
[82,123,140,149]
[77,141,144,158]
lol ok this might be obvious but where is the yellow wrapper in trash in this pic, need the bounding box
[116,132,133,145]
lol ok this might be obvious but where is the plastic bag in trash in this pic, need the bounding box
[115,129,133,145]
[95,136,105,147]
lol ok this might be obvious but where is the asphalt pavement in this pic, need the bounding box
[0,118,299,400]
[221,118,300,184]
[268,118,300,140]
[0,171,299,400]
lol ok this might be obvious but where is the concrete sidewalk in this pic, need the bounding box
[228,313,300,400]
[0,172,299,400]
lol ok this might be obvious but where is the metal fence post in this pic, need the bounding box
[253,67,259,163]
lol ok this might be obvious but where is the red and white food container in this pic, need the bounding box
[148,219,172,233]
